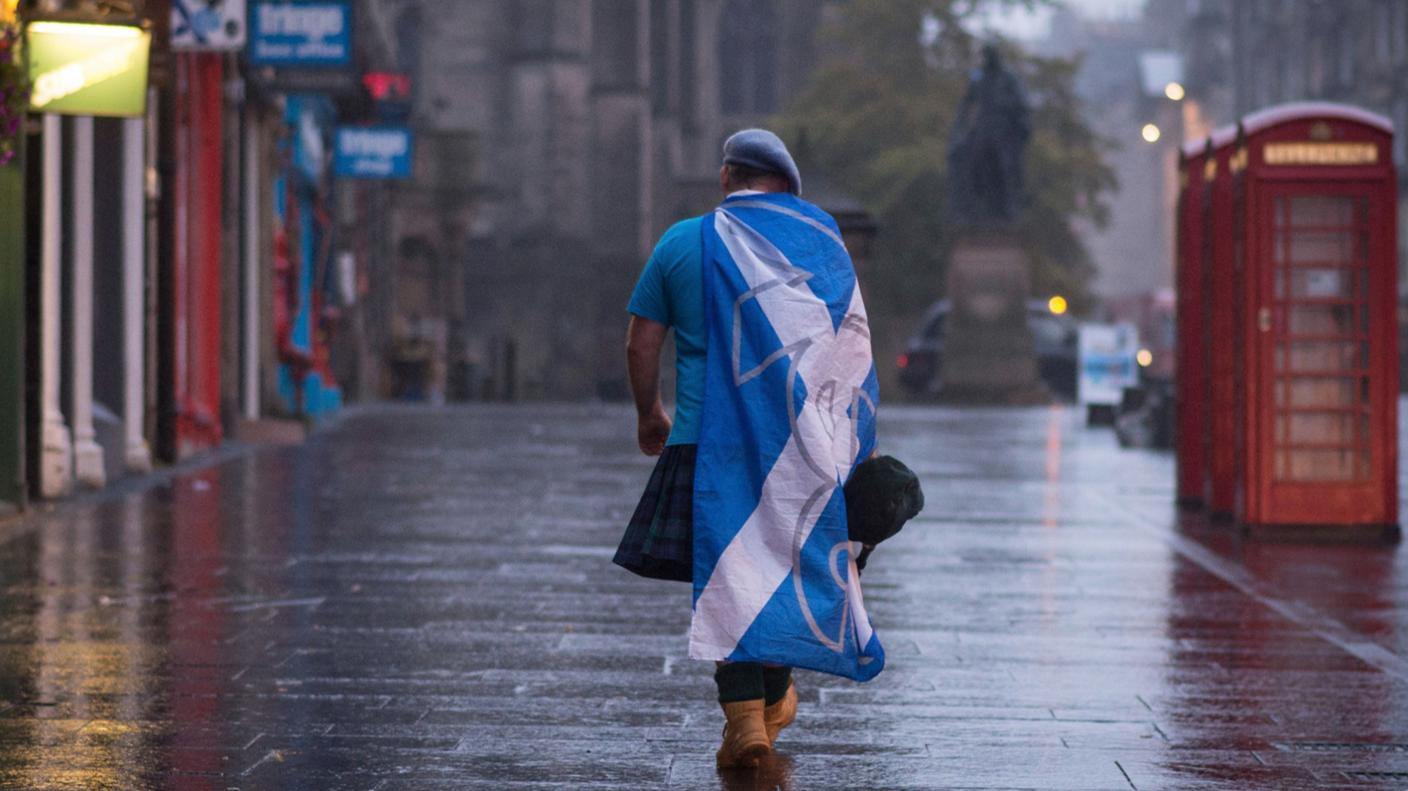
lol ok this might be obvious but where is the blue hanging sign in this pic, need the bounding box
[334,127,413,179]
[249,1,351,66]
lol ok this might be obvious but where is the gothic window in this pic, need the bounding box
[394,7,422,82]
[1337,23,1355,88]
[1285,48,1304,99]
[1375,1,1392,63]
[718,0,779,115]
[651,0,672,115]
[1308,36,1324,95]
[1395,3,1408,61]
[512,0,556,55]
[680,0,697,128]
[593,0,640,87]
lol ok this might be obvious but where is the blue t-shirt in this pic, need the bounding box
[628,217,706,446]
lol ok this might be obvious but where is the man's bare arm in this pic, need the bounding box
[626,316,672,456]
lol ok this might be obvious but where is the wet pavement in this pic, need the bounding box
[1,402,1406,790]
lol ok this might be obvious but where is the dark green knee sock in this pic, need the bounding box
[714,662,765,703]
[761,666,792,706]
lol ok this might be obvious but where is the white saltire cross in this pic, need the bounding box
[689,207,877,662]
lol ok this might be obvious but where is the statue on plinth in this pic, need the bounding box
[938,45,1048,405]
[947,45,1031,226]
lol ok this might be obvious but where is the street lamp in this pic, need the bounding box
[1048,295,1068,315]
[1141,123,1161,143]
[1164,82,1185,101]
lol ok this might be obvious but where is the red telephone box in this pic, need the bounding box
[1202,127,1239,517]
[1175,142,1206,506]
[1232,103,1399,540]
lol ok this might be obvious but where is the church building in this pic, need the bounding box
[376,0,826,400]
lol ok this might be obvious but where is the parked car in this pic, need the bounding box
[1114,378,1174,449]
[897,300,1080,399]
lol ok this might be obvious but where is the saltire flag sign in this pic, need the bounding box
[691,192,884,681]
[172,0,247,50]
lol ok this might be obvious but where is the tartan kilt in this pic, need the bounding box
[614,443,696,583]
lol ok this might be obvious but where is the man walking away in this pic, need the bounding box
[615,129,884,770]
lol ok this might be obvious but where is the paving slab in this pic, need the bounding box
[0,401,1405,790]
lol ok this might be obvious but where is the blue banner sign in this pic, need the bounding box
[334,127,413,179]
[1077,322,1140,406]
[250,1,351,66]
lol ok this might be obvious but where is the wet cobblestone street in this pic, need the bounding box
[1,403,1407,790]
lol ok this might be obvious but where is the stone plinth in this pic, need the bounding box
[937,234,1049,405]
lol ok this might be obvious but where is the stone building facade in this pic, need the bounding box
[1150,0,1408,284]
[1037,11,1178,301]
[367,0,824,401]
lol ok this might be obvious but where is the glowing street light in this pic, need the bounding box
[1141,123,1161,143]
[1048,296,1068,315]
[1137,349,1154,367]
[1164,82,1185,101]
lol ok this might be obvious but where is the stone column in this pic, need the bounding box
[71,116,106,488]
[590,0,653,399]
[39,115,72,499]
[124,117,152,473]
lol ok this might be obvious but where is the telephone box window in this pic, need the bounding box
[1271,193,1370,482]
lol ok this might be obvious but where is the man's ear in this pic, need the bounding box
[719,165,730,192]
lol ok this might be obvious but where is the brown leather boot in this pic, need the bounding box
[716,699,770,769]
[763,680,796,746]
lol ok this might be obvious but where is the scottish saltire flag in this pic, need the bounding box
[690,192,884,682]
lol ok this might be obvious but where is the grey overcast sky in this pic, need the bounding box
[1065,0,1144,15]
[977,0,1144,40]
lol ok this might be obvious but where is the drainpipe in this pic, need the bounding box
[39,115,71,499]
[71,116,105,489]
[243,108,260,421]
[124,116,152,473]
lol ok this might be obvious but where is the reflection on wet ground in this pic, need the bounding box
[0,402,1405,790]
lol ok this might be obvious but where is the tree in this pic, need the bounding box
[778,0,1116,318]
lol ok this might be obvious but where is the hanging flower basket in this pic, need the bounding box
[0,21,28,168]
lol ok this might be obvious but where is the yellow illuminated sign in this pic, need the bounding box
[25,21,150,117]
[28,21,143,38]
[1263,142,1378,166]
